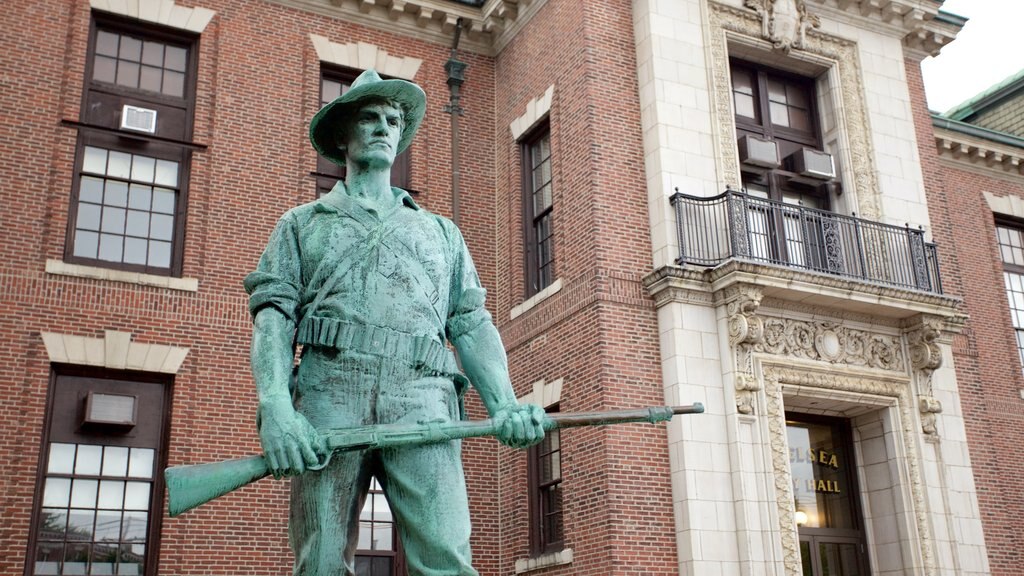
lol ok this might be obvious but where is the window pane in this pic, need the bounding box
[734,93,755,118]
[73,231,99,259]
[152,189,176,213]
[164,46,187,71]
[66,509,95,540]
[34,542,62,575]
[163,70,184,98]
[139,65,162,93]
[770,102,789,127]
[105,180,128,207]
[130,156,154,183]
[94,55,117,84]
[119,544,145,575]
[95,510,122,541]
[124,482,150,510]
[80,176,104,203]
[150,213,174,241]
[371,521,393,550]
[92,542,118,574]
[99,233,124,262]
[48,443,76,474]
[789,108,811,132]
[128,449,154,479]
[141,41,164,67]
[76,203,102,232]
[154,160,178,187]
[358,521,372,548]
[322,79,343,104]
[75,445,103,475]
[101,207,126,234]
[39,509,68,541]
[96,31,119,57]
[119,36,142,61]
[128,185,152,210]
[107,152,132,179]
[124,238,148,265]
[125,211,150,237]
[121,511,147,541]
[70,479,98,508]
[64,543,90,574]
[83,147,108,175]
[98,480,125,509]
[116,61,140,89]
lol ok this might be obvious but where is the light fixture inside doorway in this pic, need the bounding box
[794,510,809,525]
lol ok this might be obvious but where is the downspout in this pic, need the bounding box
[444,18,467,226]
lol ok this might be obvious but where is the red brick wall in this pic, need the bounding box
[907,56,1024,574]
[492,0,676,574]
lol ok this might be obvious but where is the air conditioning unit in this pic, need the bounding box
[737,135,779,168]
[788,148,835,180]
[120,105,157,134]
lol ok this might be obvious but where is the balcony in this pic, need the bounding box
[670,190,943,295]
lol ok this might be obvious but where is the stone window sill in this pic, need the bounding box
[514,548,573,574]
[511,278,562,320]
[46,259,199,292]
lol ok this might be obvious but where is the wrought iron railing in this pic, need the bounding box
[670,190,943,294]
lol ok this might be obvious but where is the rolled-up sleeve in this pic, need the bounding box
[244,212,303,323]
[445,224,492,342]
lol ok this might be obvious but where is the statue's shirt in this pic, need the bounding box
[244,181,491,357]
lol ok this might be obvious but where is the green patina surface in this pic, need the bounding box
[244,69,545,576]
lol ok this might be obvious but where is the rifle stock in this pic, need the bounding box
[164,403,703,517]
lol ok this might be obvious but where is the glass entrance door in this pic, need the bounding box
[787,415,870,576]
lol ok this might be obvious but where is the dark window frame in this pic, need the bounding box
[65,15,198,277]
[527,404,563,556]
[521,121,555,299]
[25,367,174,576]
[995,217,1024,376]
[314,65,412,198]
[354,479,407,576]
[785,412,871,575]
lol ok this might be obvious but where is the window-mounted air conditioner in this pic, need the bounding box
[120,105,157,134]
[788,148,835,180]
[737,135,779,168]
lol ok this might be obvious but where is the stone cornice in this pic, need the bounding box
[265,0,546,56]
[934,125,1024,177]
[644,262,962,320]
[803,0,961,57]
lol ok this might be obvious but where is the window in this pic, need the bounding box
[355,479,405,576]
[522,124,555,297]
[997,221,1024,376]
[731,60,832,268]
[527,406,563,555]
[66,18,196,276]
[29,371,172,576]
[315,67,411,198]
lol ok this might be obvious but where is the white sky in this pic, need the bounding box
[921,0,1024,114]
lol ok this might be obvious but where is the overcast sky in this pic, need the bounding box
[921,0,1024,114]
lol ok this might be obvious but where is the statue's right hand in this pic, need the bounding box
[257,402,325,478]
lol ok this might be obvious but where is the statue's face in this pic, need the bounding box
[343,101,402,170]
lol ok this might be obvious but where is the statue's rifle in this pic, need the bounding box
[164,404,704,517]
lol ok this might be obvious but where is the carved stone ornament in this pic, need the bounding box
[727,288,765,346]
[725,286,765,414]
[919,394,943,436]
[744,0,821,53]
[754,319,906,372]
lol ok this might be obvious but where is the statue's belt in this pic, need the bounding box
[296,316,459,377]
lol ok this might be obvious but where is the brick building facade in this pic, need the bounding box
[0,0,1020,575]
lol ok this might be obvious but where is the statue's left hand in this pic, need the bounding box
[493,403,546,449]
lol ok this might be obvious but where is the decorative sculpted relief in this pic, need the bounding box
[708,2,882,219]
[754,319,907,372]
[725,286,765,414]
[906,316,946,435]
[743,0,821,53]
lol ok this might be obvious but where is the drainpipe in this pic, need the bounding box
[444,18,467,226]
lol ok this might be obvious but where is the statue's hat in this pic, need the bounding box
[309,69,426,167]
